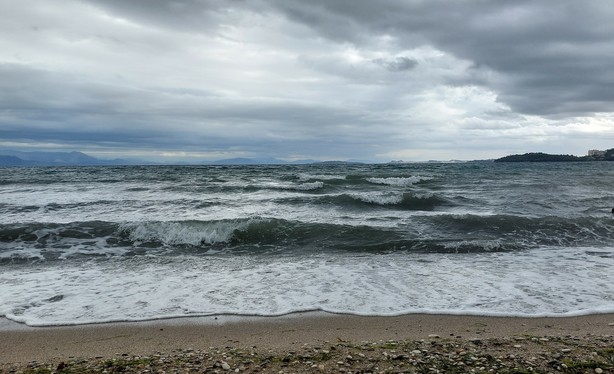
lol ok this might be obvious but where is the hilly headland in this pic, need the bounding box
[495,148,614,162]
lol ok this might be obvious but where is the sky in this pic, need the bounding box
[1,0,614,162]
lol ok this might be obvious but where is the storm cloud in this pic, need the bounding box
[1,0,613,161]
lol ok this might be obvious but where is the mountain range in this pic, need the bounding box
[0,150,338,166]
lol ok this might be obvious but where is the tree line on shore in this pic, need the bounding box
[495,148,614,162]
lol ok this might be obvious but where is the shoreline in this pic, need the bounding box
[4,308,614,330]
[2,312,614,366]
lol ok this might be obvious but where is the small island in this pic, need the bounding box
[495,148,614,162]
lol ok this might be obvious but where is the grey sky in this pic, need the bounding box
[1,0,613,161]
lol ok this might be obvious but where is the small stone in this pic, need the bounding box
[428,334,440,338]
[221,361,231,370]
[561,348,572,353]
[513,345,522,348]
[594,368,603,374]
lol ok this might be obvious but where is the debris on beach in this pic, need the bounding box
[3,334,613,373]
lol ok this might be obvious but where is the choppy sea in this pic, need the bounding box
[1,162,613,326]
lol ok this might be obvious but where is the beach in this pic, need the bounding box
[2,312,613,372]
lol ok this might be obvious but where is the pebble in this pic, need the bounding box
[5,335,613,374]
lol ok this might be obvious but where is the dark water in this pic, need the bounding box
[1,162,613,325]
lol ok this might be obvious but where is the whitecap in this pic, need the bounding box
[367,176,429,186]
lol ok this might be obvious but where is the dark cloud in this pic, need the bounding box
[84,0,614,116]
[372,56,418,72]
[0,63,398,159]
[81,0,235,32]
[267,0,614,117]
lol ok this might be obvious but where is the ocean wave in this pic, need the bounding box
[366,176,430,186]
[2,214,613,263]
[292,181,325,191]
[277,192,451,210]
[346,192,450,210]
[119,220,251,246]
[431,214,614,247]
[296,173,346,181]
[240,181,325,192]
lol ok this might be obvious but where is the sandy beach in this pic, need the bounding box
[2,312,613,372]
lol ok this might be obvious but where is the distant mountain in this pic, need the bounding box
[289,159,320,164]
[0,149,361,167]
[0,150,105,165]
[0,155,36,166]
[0,150,138,167]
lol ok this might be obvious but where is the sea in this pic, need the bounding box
[1,162,613,326]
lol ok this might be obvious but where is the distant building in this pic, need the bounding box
[588,149,606,157]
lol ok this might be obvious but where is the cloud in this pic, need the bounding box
[0,0,612,161]
[372,56,418,72]
[0,62,400,159]
[268,0,614,117]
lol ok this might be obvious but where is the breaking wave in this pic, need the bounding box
[366,176,430,186]
[2,213,613,263]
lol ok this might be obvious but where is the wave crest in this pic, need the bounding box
[119,220,251,246]
[345,192,450,210]
[367,176,429,186]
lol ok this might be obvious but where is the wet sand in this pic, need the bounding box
[2,312,614,365]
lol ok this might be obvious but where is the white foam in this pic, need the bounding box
[2,246,613,326]
[367,176,429,186]
[258,181,325,191]
[297,173,346,181]
[349,192,403,205]
[120,220,252,246]
[292,181,324,191]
